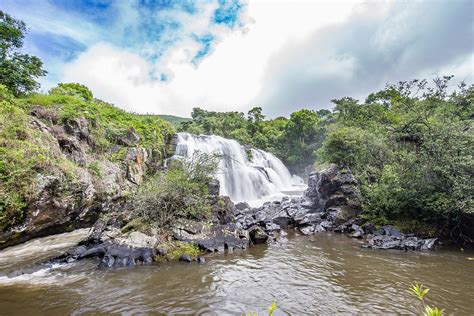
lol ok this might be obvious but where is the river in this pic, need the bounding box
[0,230,473,315]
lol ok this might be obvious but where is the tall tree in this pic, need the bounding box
[0,11,46,95]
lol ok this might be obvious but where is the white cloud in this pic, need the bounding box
[60,0,472,117]
[61,0,362,116]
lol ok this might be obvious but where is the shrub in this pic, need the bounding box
[318,78,474,241]
[134,152,220,227]
[49,82,93,101]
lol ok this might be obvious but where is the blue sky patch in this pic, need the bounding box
[1,0,246,85]
[192,33,215,64]
[213,0,244,28]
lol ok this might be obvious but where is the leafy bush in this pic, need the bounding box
[134,152,220,227]
[49,82,93,101]
[318,77,474,240]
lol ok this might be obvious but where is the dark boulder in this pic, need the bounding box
[361,223,376,235]
[179,254,193,263]
[364,234,439,251]
[172,220,250,252]
[303,165,362,225]
[381,225,403,237]
[99,244,154,267]
[211,196,236,225]
[248,225,269,244]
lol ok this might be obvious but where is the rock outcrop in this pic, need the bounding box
[0,114,164,250]
[303,164,362,224]
[231,165,362,236]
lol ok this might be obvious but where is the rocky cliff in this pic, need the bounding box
[0,103,174,250]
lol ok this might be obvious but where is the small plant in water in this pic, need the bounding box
[243,302,277,316]
[410,283,444,316]
[267,302,277,316]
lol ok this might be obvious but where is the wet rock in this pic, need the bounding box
[116,231,158,248]
[350,229,363,238]
[196,256,206,264]
[172,220,249,252]
[364,234,439,251]
[299,225,316,235]
[235,202,250,211]
[179,254,193,263]
[156,247,168,256]
[381,225,402,237]
[265,222,281,231]
[294,213,322,227]
[99,244,154,267]
[248,226,269,244]
[420,238,438,250]
[272,216,290,229]
[212,196,236,225]
[361,223,376,235]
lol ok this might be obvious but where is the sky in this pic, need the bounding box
[2,0,473,117]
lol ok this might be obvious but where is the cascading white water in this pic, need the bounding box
[173,133,305,205]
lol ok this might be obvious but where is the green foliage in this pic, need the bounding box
[410,283,430,301]
[20,92,175,152]
[0,82,175,230]
[0,85,75,227]
[157,114,191,126]
[134,152,219,227]
[180,107,327,171]
[267,302,277,316]
[49,83,93,101]
[410,283,444,316]
[318,77,474,239]
[121,218,152,235]
[166,242,201,260]
[0,11,46,95]
[174,150,221,184]
[243,302,278,316]
[87,161,102,178]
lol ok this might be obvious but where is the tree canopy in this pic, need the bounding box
[0,11,46,95]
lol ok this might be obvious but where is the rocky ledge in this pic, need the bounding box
[17,164,438,273]
[231,164,439,251]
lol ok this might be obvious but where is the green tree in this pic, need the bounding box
[281,109,322,168]
[0,11,46,95]
[319,77,474,240]
[49,82,93,101]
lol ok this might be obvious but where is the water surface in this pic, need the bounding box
[0,231,473,315]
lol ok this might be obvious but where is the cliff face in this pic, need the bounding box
[0,100,174,250]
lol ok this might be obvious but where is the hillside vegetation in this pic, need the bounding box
[157,114,191,126]
[181,77,473,242]
[0,83,175,231]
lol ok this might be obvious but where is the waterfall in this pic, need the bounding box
[173,133,305,205]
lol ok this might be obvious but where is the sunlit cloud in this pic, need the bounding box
[2,0,473,117]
